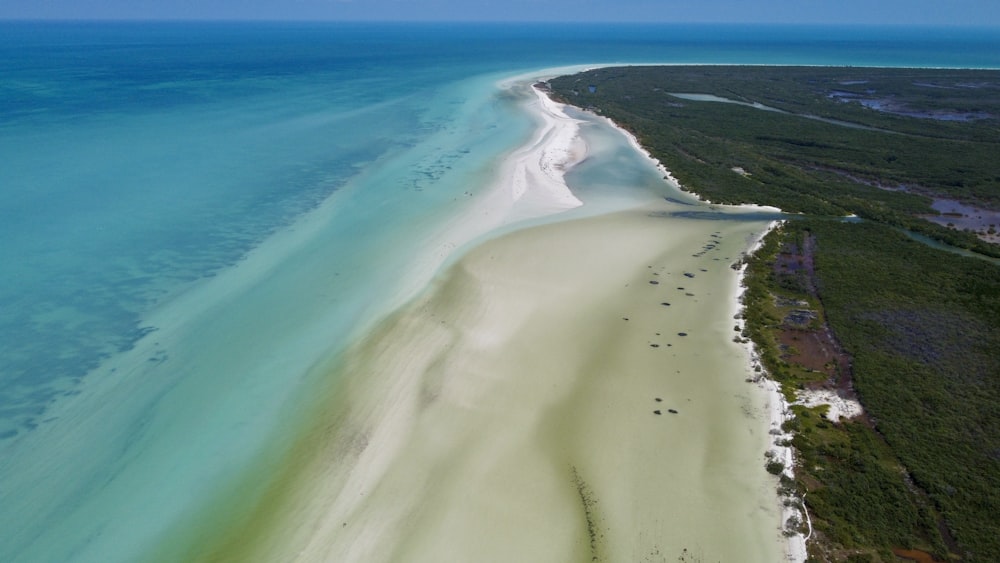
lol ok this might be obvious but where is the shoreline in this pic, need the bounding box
[160,73,612,562]
[338,78,591,321]
[581,98,805,561]
[405,79,589,281]
[181,74,797,562]
[251,206,790,562]
[5,32,996,563]
[583,99,784,213]
[734,221,809,562]
[564,82,812,563]
[600,103,804,561]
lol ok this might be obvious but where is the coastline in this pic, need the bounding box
[591,102,805,562]
[600,109,785,213]
[562,87,803,559]
[178,76,794,562]
[157,75,599,562]
[5,28,998,563]
[361,79,589,312]
[224,209,789,563]
[734,221,809,562]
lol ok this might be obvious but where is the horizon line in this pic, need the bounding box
[1,18,999,29]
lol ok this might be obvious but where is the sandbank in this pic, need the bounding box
[481,81,585,222]
[226,204,787,563]
[188,77,794,563]
[359,80,588,318]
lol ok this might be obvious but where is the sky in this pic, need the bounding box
[1,0,999,26]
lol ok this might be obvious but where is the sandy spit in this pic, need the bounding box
[236,206,788,563]
[192,77,793,563]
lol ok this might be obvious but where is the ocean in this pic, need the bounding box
[1,21,998,562]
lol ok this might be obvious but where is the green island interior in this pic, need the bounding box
[548,66,1000,563]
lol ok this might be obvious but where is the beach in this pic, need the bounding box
[190,81,792,562]
[3,24,996,563]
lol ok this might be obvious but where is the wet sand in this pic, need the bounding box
[175,79,792,563]
[213,201,787,562]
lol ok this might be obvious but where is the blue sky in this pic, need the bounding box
[1,0,999,26]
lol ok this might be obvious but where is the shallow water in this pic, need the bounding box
[1,21,998,562]
[288,208,786,563]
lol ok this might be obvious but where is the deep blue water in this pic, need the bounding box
[0,21,998,562]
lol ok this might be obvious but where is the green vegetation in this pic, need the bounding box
[548,66,1000,258]
[803,220,1000,562]
[742,222,952,561]
[549,67,1000,562]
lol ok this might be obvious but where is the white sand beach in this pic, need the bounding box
[376,81,588,313]
[188,79,793,563]
[219,206,788,563]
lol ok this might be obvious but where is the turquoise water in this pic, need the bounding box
[1,21,998,561]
